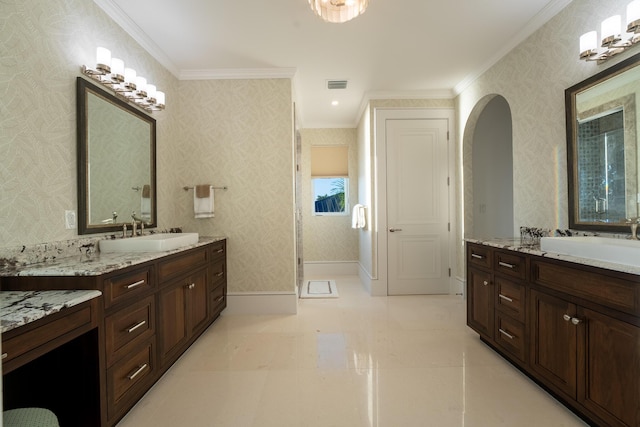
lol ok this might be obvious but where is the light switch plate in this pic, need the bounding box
[65,210,76,229]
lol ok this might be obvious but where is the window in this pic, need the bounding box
[313,177,348,215]
[311,145,349,216]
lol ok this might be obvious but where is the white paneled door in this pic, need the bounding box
[386,118,450,295]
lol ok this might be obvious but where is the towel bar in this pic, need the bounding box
[183,186,228,191]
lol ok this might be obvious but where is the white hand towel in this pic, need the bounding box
[140,184,151,219]
[194,185,215,218]
[352,204,366,229]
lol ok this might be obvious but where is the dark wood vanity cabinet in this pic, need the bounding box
[2,238,227,427]
[466,242,640,427]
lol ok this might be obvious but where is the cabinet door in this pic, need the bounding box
[187,268,209,337]
[578,308,640,427]
[159,281,188,361]
[529,289,577,398]
[467,268,493,338]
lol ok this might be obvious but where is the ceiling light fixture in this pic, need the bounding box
[308,0,369,23]
[580,0,640,63]
[81,47,165,112]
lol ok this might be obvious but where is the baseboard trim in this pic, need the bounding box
[225,292,298,315]
[304,261,359,277]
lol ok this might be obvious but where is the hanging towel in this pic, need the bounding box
[141,184,151,219]
[194,184,215,218]
[352,204,366,229]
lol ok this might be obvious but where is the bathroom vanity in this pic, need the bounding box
[1,237,227,426]
[466,239,640,427]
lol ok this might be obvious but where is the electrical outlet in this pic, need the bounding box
[65,210,76,229]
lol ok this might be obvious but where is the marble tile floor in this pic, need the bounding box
[117,276,587,427]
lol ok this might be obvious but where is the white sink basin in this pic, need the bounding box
[100,233,199,253]
[540,236,640,267]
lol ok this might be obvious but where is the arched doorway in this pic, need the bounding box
[464,95,514,239]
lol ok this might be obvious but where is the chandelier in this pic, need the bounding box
[308,0,369,23]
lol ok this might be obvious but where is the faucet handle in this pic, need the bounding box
[626,217,640,223]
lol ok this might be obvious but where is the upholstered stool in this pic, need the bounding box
[3,407,59,427]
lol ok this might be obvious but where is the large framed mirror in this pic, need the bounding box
[566,52,640,232]
[77,77,157,234]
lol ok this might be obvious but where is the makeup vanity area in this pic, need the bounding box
[1,73,227,426]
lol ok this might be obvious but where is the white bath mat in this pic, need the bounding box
[300,280,339,299]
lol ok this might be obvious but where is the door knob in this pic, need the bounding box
[389,228,403,232]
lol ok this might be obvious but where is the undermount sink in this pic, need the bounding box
[540,236,640,267]
[99,233,199,253]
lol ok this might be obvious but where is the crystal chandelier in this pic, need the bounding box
[308,0,369,24]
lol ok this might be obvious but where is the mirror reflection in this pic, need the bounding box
[77,77,157,234]
[567,52,640,232]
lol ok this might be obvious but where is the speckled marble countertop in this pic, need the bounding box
[0,236,226,277]
[465,237,640,276]
[1,289,102,333]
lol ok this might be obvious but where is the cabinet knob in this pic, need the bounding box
[483,280,489,286]
[563,314,572,322]
[571,317,582,325]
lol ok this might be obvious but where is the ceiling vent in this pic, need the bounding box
[327,80,348,90]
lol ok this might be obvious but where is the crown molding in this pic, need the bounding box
[453,0,573,95]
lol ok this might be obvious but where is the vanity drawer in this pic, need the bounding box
[103,266,154,309]
[158,247,208,283]
[211,258,226,287]
[531,259,640,315]
[494,250,527,280]
[104,295,155,366]
[210,283,226,319]
[467,243,492,270]
[495,277,526,322]
[1,303,95,374]
[210,240,226,261]
[107,339,155,419]
[494,312,526,363]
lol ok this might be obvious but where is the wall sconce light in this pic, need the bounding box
[81,47,166,112]
[580,1,640,63]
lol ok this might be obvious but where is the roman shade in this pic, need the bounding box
[311,146,348,177]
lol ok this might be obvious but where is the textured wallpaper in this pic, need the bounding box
[456,0,635,277]
[177,79,295,293]
[300,128,358,262]
[0,0,180,247]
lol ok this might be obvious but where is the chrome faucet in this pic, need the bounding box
[625,217,639,239]
[131,211,146,236]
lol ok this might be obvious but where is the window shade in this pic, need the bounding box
[311,146,348,177]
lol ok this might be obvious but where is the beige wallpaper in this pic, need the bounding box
[177,79,296,293]
[0,0,181,247]
[300,128,359,262]
[456,0,636,277]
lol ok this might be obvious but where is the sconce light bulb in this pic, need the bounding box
[124,68,137,90]
[111,58,125,82]
[579,31,598,58]
[136,76,147,97]
[96,47,111,73]
[156,91,165,108]
[146,83,157,101]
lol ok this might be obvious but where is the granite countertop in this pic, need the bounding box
[1,289,102,333]
[0,236,225,278]
[466,237,640,276]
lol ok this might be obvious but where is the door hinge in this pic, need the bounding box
[448,222,450,232]
[296,164,300,172]
[447,177,450,186]
[298,257,301,265]
[447,131,450,141]
[448,268,451,277]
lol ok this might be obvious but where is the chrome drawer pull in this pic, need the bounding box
[215,272,224,277]
[498,294,513,303]
[216,248,224,253]
[499,328,515,340]
[1,353,7,360]
[127,363,148,380]
[498,261,515,269]
[214,295,225,303]
[126,279,146,290]
[471,253,484,259]
[127,320,147,333]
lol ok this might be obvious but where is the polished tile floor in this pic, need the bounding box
[117,276,587,427]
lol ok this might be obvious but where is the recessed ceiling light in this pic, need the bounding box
[331,100,339,106]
